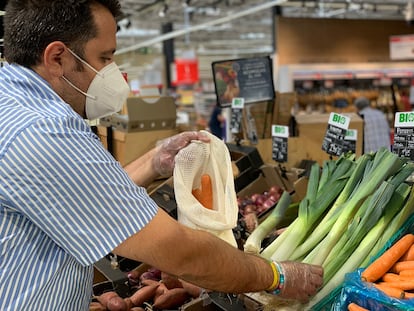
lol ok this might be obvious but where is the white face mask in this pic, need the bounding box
[62,48,130,120]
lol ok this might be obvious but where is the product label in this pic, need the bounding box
[343,129,358,154]
[272,125,289,163]
[322,112,350,156]
[393,112,414,160]
[230,98,244,134]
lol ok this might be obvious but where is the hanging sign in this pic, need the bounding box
[212,56,275,107]
[172,58,199,85]
[390,35,414,61]
[322,112,350,156]
[230,97,244,134]
[393,112,414,160]
[272,125,289,163]
[343,129,358,154]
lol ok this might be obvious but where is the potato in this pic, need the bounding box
[153,287,190,309]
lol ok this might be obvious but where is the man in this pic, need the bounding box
[354,96,391,154]
[0,1,323,310]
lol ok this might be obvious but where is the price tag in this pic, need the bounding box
[393,112,414,160]
[230,97,244,134]
[343,129,358,154]
[271,125,289,163]
[322,112,350,156]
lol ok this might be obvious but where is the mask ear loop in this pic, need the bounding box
[61,75,97,100]
[62,48,100,100]
[66,48,102,77]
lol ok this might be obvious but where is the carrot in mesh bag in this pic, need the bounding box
[173,130,238,248]
[192,174,213,210]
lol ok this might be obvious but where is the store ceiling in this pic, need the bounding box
[116,0,413,57]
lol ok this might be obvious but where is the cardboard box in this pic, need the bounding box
[100,96,176,133]
[98,126,178,166]
[236,165,290,200]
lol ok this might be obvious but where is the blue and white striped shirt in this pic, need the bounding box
[0,64,158,310]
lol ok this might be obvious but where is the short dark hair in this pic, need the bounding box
[3,0,122,67]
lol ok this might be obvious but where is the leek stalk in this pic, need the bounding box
[243,191,291,255]
[322,180,396,283]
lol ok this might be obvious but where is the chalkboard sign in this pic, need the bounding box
[393,112,414,160]
[212,56,275,107]
[322,113,350,157]
[343,129,357,154]
[272,125,289,163]
[230,98,244,134]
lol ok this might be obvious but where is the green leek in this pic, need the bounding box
[302,148,406,266]
[243,191,291,255]
[261,157,354,261]
[290,154,371,261]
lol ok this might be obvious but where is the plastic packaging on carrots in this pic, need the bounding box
[329,269,414,311]
[173,130,238,247]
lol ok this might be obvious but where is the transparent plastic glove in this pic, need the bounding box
[153,131,210,177]
[276,261,324,303]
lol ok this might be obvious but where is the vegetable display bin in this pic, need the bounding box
[312,213,414,311]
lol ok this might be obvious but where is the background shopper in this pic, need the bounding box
[354,96,391,153]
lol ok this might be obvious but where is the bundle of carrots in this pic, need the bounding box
[361,233,414,300]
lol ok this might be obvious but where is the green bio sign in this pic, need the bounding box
[328,112,350,130]
[395,112,414,127]
[272,125,289,138]
[393,111,414,160]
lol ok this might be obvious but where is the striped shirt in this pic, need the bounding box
[0,64,158,310]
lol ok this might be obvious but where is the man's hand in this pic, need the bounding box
[275,261,323,303]
[152,131,210,177]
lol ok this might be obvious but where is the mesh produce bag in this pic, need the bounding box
[173,130,238,247]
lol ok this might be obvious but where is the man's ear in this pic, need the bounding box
[42,41,67,78]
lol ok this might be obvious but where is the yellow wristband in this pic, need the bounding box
[267,261,279,291]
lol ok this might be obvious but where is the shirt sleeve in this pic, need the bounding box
[1,117,158,266]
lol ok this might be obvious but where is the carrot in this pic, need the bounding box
[400,269,414,277]
[347,302,369,311]
[373,283,405,299]
[192,174,213,209]
[377,281,414,291]
[401,244,414,261]
[404,292,414,299]
[391,260,414,274]
[362,234,414,283]
[382,273,402,283]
